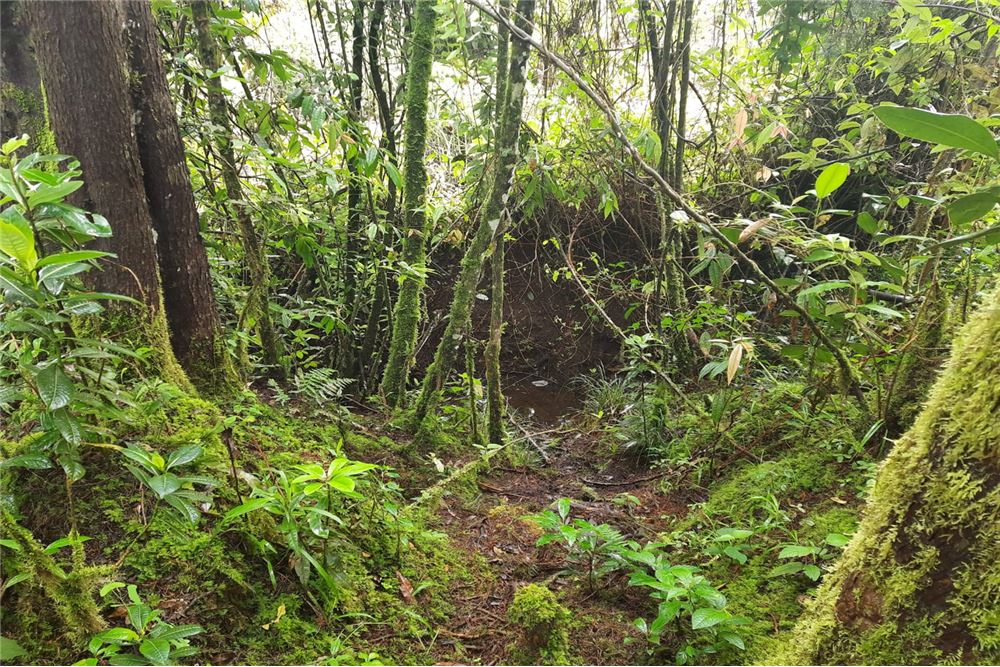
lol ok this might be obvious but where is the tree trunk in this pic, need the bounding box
[412,0,535,432]
[0,0,50,154]
[380,0,437,407]
[122,0,235,394]
[772,285,1000,665]
[191,0,286,377]
[485,0,512,446]
[25,0,191,391]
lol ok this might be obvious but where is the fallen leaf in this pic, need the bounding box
[397,570,416,604]
[262,603,286,630]
[739,218,770,243]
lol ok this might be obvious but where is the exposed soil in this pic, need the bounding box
[420,405,691,665]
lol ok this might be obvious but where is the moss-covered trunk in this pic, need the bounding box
[485,0,512,446]
[379,0,437,407]
[411,0,536,432]
[191,0,286,378]
[770,284,1000,664]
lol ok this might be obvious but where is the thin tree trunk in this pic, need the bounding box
[380,0,437,407]
[191,0,286,377]
[25,0,191,391]
[485,0,512,446]
[412,0,536,432]
[772,285,1000,664]
[672,0,694,190]
[122,0,236,394]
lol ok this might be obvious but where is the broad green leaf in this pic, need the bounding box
[148,624,202,643]
[36,364,72,410]
[825,532,851,548]
[0,636,27,661]
[138,638,171,666]
[814,163,850,198]
[874,107,999,160]
[720,631,746,650]
[691,607,729,630]
[798,281,852,298]
[147,473,182,499]
[861,303,904,319]
[0,452,53,470]
[34,250,111,269]
[165,445,202,470]
[803,564,823,581]
[92,627,140,645]
[768,562,804,577]
[223,497,272,521]
[778,544,819,558]
[27,180,82,207]
[947,190,1000,225]
[0,220,37,269]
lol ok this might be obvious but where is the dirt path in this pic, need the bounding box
[427,398,691,665]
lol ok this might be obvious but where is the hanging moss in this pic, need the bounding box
[380,0,437,408]
[767,286,1000,664]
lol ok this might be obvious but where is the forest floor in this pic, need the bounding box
[344,376,869,666]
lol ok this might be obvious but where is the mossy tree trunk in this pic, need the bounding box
[771,285,1000,664]
[411,0,536,432]
[25,0,191,391]
[485,0,511,446]
[123,0,237,395]
[380,0,437,407]
[191,0,286,378]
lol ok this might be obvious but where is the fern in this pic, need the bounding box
[291,368,353,406]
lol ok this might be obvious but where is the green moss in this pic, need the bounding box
[380,0,437,408]
[507,583,572,665]
[769,287,1000,664]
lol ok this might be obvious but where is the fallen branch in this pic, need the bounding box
[508,413,551,463]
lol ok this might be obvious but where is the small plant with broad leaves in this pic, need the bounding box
[626,549,748,663]
[75,584,202,666]
[768,532,851,581]
[223,456,376,600]
[0,135,137,481]
[120,444,217,524]
[704,527,756,565]
[529,498,630,590]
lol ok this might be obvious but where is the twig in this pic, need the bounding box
[581,470,671,487]
[508,414,551,463]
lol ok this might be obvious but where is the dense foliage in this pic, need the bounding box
[1,0,998,664]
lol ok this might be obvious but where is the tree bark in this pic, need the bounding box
[485,0,512,446]
[772,285,1000,664]
[0,0,49,154]
[380,0,437,407]
[122,0,235,393]
[191,0,285,377]
[25,0,191,390]
[412,0,535,431]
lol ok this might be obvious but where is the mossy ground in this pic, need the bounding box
[0,385,491,665]
[0,376,909,666]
